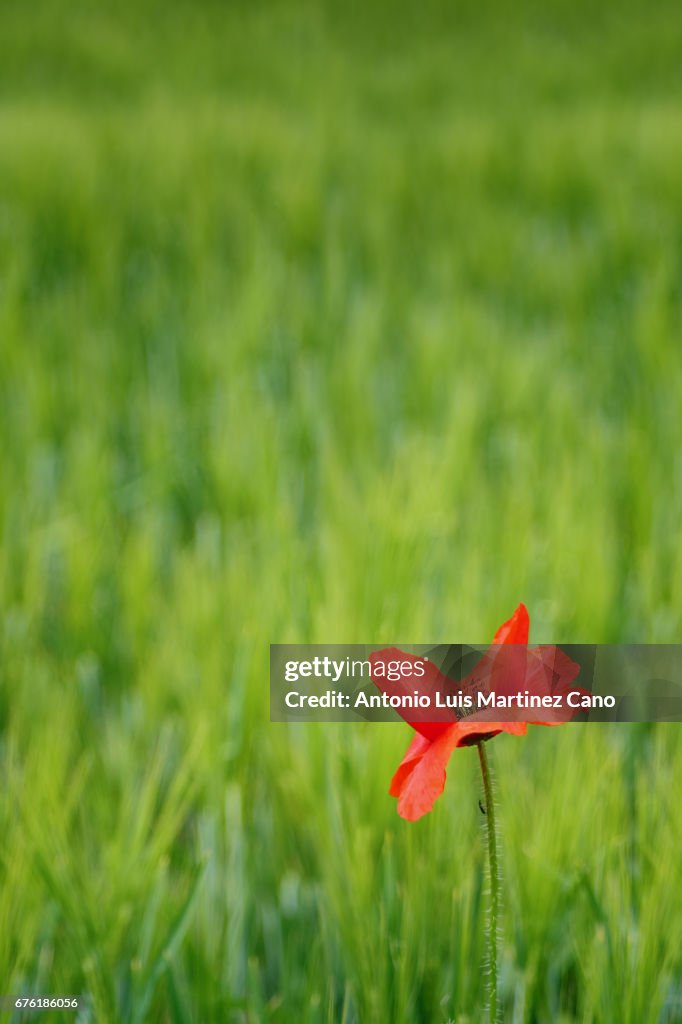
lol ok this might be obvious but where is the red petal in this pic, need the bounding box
[492,603,529,644]
[388,732,432,796]
[525,645,592,725]
[368,648,458,741]
[390,725,462,820]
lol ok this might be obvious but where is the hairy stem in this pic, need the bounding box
[477,740,499,1022]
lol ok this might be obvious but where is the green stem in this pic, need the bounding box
[477,740,499,1023]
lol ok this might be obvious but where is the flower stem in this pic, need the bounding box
[477,740,499,1022]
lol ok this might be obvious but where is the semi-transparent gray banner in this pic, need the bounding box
[270,645,682,724]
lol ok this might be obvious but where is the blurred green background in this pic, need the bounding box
[1,1,681,1021]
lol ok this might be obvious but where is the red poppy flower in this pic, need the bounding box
[369,604,588,821]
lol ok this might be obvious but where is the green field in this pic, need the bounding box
[1,1,681,1021]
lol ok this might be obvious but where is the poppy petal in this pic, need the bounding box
[391,725,462,820]
[388,732,432,796]
[492,602,529,645]
[525,645,592,725]
[368,648,458,741]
